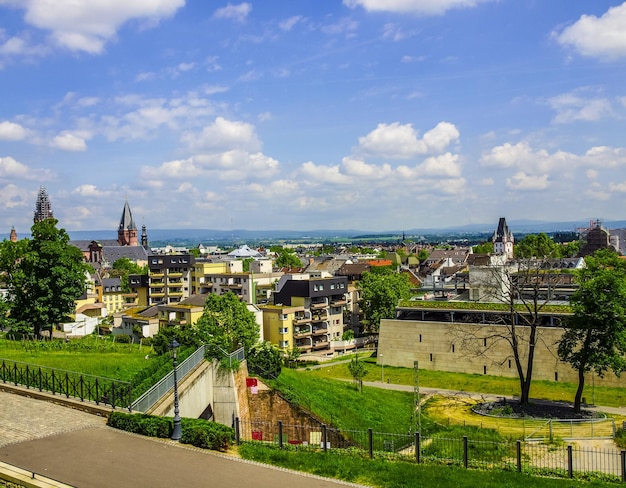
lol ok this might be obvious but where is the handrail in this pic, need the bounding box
[131,344,206,413]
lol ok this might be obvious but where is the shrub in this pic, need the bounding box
[115,334,132,344]
[615,429,626,449]
[180,418,234,451]
[107,412,234,451]
[107,411,171,438]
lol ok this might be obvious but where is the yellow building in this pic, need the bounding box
[260,305,303,352]
[157,294,207,329]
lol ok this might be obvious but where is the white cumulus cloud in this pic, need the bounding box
[0,121,28,140]
[51,132,87,151]
[506,172,549,191]
[183,117,261,152]
[548,90,615,123]
[358,121,459,159]
[8,0,185,54]
[555,2,626,60]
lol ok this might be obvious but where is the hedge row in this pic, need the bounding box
[107,411,234,451]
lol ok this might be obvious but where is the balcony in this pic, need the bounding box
[168,281,183,288]
[150,272,164,279]
[296,339,312,351]
[151,292,165,298]
[294,326,311,338]
[293,316,311,325]
[331,298,347,306]
[311,312,327,323]
[312,340,330,350]
[310,301,327,310]
[312,324,328,335]
[168,272,183,278]
[168,291,183,297]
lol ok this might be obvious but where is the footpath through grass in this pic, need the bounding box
[304,355,626,408]
[238,443,621,488]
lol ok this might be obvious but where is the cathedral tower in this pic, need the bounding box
[118,198,138,246]
[34,186,54,223]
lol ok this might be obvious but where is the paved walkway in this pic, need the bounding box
[0,390,367,488]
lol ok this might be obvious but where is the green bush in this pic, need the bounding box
[107,411,171,438]
[180,418,234,451]
[615,428,626,449]
[115,334,132,344]
[106,412,234,451]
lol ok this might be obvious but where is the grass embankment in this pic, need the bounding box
[305,356,626,408]
[0,336,154,381]
[239,443,620,488]
[268,368,414,434]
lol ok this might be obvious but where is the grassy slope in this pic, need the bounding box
[0,337,154,381]
[269,368,414,434]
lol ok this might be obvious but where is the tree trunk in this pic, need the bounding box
[574,367,586,413]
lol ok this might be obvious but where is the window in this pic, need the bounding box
[280,314,288,321]
[278,327,288,334]
[429,353,433,362]
[279,340,289,348]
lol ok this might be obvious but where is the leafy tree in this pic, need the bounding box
[152,324,201,355]
[417,249,430,262]
[110,257,147,292]
[348,355,368,392]
[558,250,626,412]
[242,258,255,272]
[358,269,411,332]
[247,341,282,379]
[0,219,89,338]
[189,248,201,258]
[472,242,494,254]
[284,346,301,368]
[556,240,581,258]
[514,233,556,259]
[274,249,301,268]
[194,291,260,359]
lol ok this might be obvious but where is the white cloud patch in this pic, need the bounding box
[0,156,53,181]
[0,183,29,209]
[71,184,118,198]
[358,121,459,159]
[555,2,626,60]
[279,16,303,31]
[182,117,261,152]
[8,0,185,54]
[547,90,615,123]
[506,172,549,191]
[0,120,28,140]
[213,3,252,23]
[344,0,496,16]
[51,132,87,151]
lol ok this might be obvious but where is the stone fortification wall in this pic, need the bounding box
[244,380,347,446]
[378,319,626,388]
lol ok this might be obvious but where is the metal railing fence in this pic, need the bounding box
[131,344,206,413]
[235,418,626,482]
[0,359,132,409]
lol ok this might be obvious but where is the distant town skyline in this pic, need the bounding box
[1,1,626,232]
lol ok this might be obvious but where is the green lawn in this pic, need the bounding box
[239,443,623,488]
[0,336,155,381]
[303,356,626,408]
[269,368,414,435]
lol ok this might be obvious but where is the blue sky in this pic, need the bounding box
[1,0,626,234]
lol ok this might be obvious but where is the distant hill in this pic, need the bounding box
[55,219,626,248]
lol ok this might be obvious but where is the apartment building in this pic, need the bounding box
[262,273,349,355]
[157,294,207,329]
[194,258,281,305]
[148,254,194,305]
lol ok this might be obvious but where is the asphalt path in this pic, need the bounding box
[0,390,368,488]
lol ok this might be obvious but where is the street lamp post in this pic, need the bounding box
[170,339,182,441]
[380,354,384,383]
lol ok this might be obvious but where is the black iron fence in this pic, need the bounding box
[235,419,626,482]
[0,359,132,410]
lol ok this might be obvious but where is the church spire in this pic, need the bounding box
[117,197,138,246]
[141,217,149,249]
[34,186,54,223]
[10,226,17,242]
